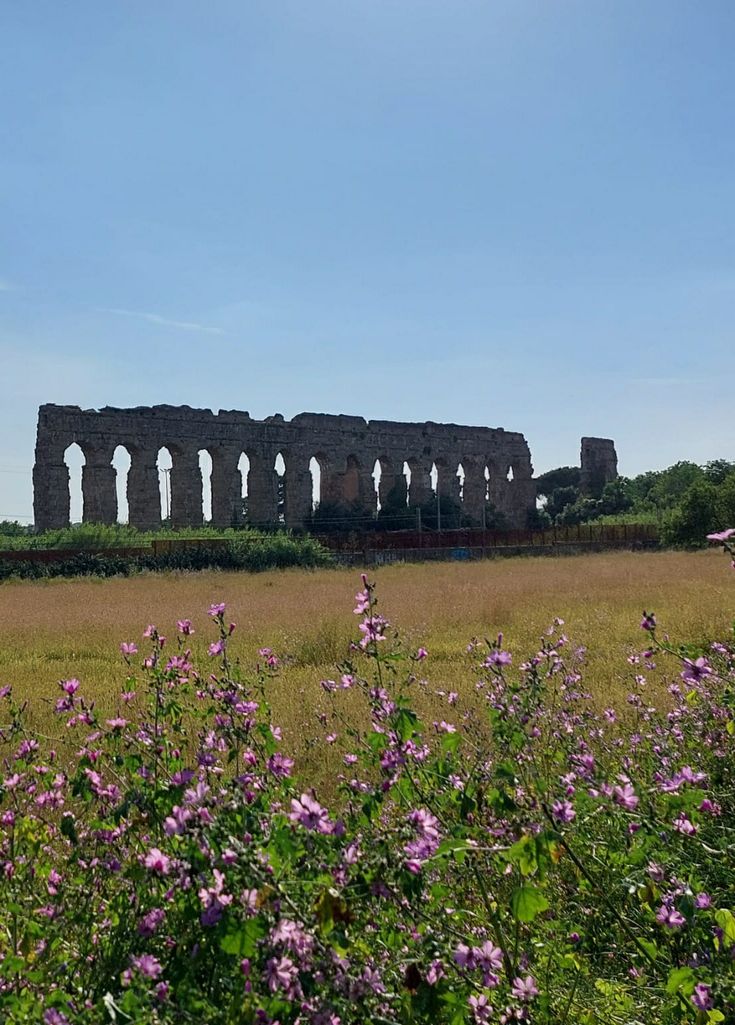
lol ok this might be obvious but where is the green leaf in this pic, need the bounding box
[715,909,735,945]
[666,966,695,996]
[219,916,265,958]
[511,884,550,922]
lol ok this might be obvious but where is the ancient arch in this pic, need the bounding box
[32,404,614,533]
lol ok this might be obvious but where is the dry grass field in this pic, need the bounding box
[0,549,731,778]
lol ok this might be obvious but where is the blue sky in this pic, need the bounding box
[1,0,734,521]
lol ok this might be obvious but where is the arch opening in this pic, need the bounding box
[274,452,286,524]
[64,443,85,525]
[372,459,382,511]
[238,453,250,523]
[198,450,213,523]
[457,462,465,503]
[506,465,514,482]
[112,445,132,524]
[484,465,491,503]
[402,461,412,506]
[430,462,438,495]
[309,456,322,512]
[157,448,173,523]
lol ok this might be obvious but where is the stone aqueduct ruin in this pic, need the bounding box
[32,404,618,532]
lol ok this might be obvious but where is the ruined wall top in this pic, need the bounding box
[34,403,535,469]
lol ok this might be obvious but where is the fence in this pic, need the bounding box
[316,522,659,555]
[0,523,659,570]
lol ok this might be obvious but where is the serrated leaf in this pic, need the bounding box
[511,884,549,922]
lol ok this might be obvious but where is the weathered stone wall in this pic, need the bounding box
[580,437,618,496]
[33,404,614,532]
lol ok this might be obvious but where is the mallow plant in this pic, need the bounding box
[1,536,735,1023]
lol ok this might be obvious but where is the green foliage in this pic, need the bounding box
[0,531,333,581]
[0,520,32,538]
[535,466,581,496]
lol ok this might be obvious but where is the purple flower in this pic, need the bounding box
[640,611,656,632]
[120,642,138,657]
[454,943,475,969]
[138,907,165,937]
[656,904,685,929]
[484,649,512,668]
[511,975,539,1001]
[673,813,697,835]
[268,752,294,778]
[695,892,712,909]
[680,657,712,684]
[131,953,163,979]
[416,647,428,661]
[208,640,225,657]
[551,800,576,823]
[106,717,129,731]
[43,1011,70,1025]
[691,983,713,1011]
[612,783,639,811]
[265,955,300,998]
[289,793,334,834]
[208,602,226,618]
[469,994,492,1022]
[177,619,194,635]
[143,847,171,875]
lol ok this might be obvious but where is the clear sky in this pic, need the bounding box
[1,0,734,522]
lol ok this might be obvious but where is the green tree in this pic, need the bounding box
[660,480,720,546]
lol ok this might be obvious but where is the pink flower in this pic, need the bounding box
[120,642,138,657]
[130,953,163,979]
[612,783,639,811]
[266,955,299,998]
[640,611,656,632]
[673,813,697,835]
[289,793,334,833]
[511,975,539,1001]
[208,640,225,657]
[143,847,171,875]
[691,983,713,1011]
[552,799,576,823]
[656,904,685,928]
[416,647,428,661]
[208,602,226,618]
[484,649,512,668]
[680,657,712,684]
[105,717,128,731]
[469,994,492,1022]
[177,619,194,635]
[706,528,735,542]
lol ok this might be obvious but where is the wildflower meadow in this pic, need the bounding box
[1,536,735,1023]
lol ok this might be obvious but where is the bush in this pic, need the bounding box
[1,543,735,1022]
[0,534,333,582]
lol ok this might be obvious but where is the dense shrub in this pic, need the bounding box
[0,534,332,582]
[0,536,734,1021]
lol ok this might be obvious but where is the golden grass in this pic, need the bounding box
[0,550,731,779]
